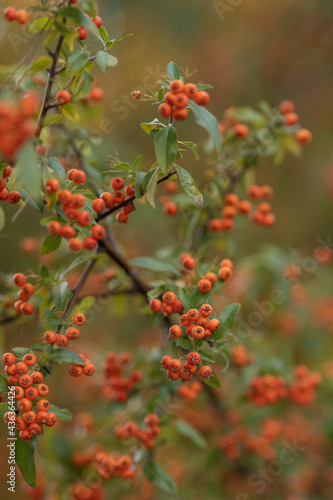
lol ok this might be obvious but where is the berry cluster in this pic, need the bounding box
[4,7,29,24]
[232,345,255,366]
[248,375,288,406]
[3,352,57,440]
[178,380,203,402]
[12,273,35,316]
[279,100,313,145]
[100,177,135,223]
[70,353,95,377]
[114,413,161,450]
[69,482,103,500]
[44,312,86,348]
[0,166,22,205]
[196,258,233,294]
[208,188,275,233]
[289,365,322,405]
[0,91,39,160]
[101,351,142,402]
[94,450,134,481]
[45,171,108,251]
[149,291,184,317]
[161,352,212,383]
[158,79,210,121]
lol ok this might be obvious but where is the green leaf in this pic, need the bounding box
[98,26,109,44]
[44,314,64,326]
[50,157,66,180]
[40,265,49,279]
[0,374,8,392]
[154,126,178,174]
[71,296,95,315]
[0,205,4,231]
[129,257,181,276]
[141,118,162,135]
[30,343,54,352]
[40,234,62,255]
[19,187,44,214]
[95,51,118,73]
[48,348,85,366]
[48,404,72,421]
[143,462,177,494]
[30,55,52,75]
[198,350,216,364]
[188,100,222,154]
[8,143,43,213]
[175,338,193,350]
[113,162,132,172]
[167,61,180,80]
[15,430,37,488]
[61,102,80,123]
[28,16,52,33]
[181,141,199,160]
[231,107,265,126]
[66,49,90,77]
[50,282,72,311]
[178,288,193,310]
[145,167,160,208]
[173,419,207,449]
[175,165,203,205]
[134,171,146,199]
[12,347,30,358]
[218,303,240,336]
[203,373,221,389]
[107,33,133,48]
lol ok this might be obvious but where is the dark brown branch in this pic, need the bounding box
[97,170,177,221]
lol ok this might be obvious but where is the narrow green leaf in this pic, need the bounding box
[15,430,37,488]
[8,143,43,213]
[40,234,62,255]
[28,16,52,33]
[50,157,66,180]
[154,126,178,174]
[203,373,221,389]
[66,50,90,77]
[181,141,199,160]
[49,282,72,311]
[167,61,180,80]
[48,348,85,366]
[0,374,9,392]
[141,118,162,135]
[48,404,72,421]
[175,338,193,350]
[218,303,241,336]
[173,419,207,449]
[61,102,80,123]
[144,462,177,494]
[12,347,30,358]
[175,165,203,205]
[188,100,222,153]
[145,167,160,208]
[129,257,181,276]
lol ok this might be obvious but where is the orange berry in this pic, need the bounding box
[66,326,80,340]
[195,91,210,106]
[31,371,43,384]
[184,83,197,98]
[83,236,97,250]
[204,272,218,285]
[200,304,213,317]
[69,238,83,252]
[199,365,213,379]
[2,352,15,365]
[23,353,36,366]
[16,10,29,24]
[197,279,212,293]
[218,266,233,280]
[92,198,105,213]
[56,89,71,105]
[172,107,188,121]
[296,128,312,145]
[77,27,88,40]
[187,352,201,365]
[161,355,173,369]
[158,102,172,118]
[233,124,249,138]
[238,200,252,214]
[162,291,177,305]
[44,330,57,344]
[174,93,189,109]
[92,15,102,28]
[170,79,185,94]
[73,313,86,326]
[169,325,182,339]
[47,220,62,235]
[56,334,69,347]
[37,383,49,397]
[279,100,294,114]
[8,191,21,204]
[13,273,26,287]
[4,7,16,21]
[91,224,106,240]
[149,299,162,312]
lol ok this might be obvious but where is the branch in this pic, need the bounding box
[97,170,177,221]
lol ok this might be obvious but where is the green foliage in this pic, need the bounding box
[143,462,177,494]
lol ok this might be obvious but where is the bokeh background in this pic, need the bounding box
[0,0,333,498]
